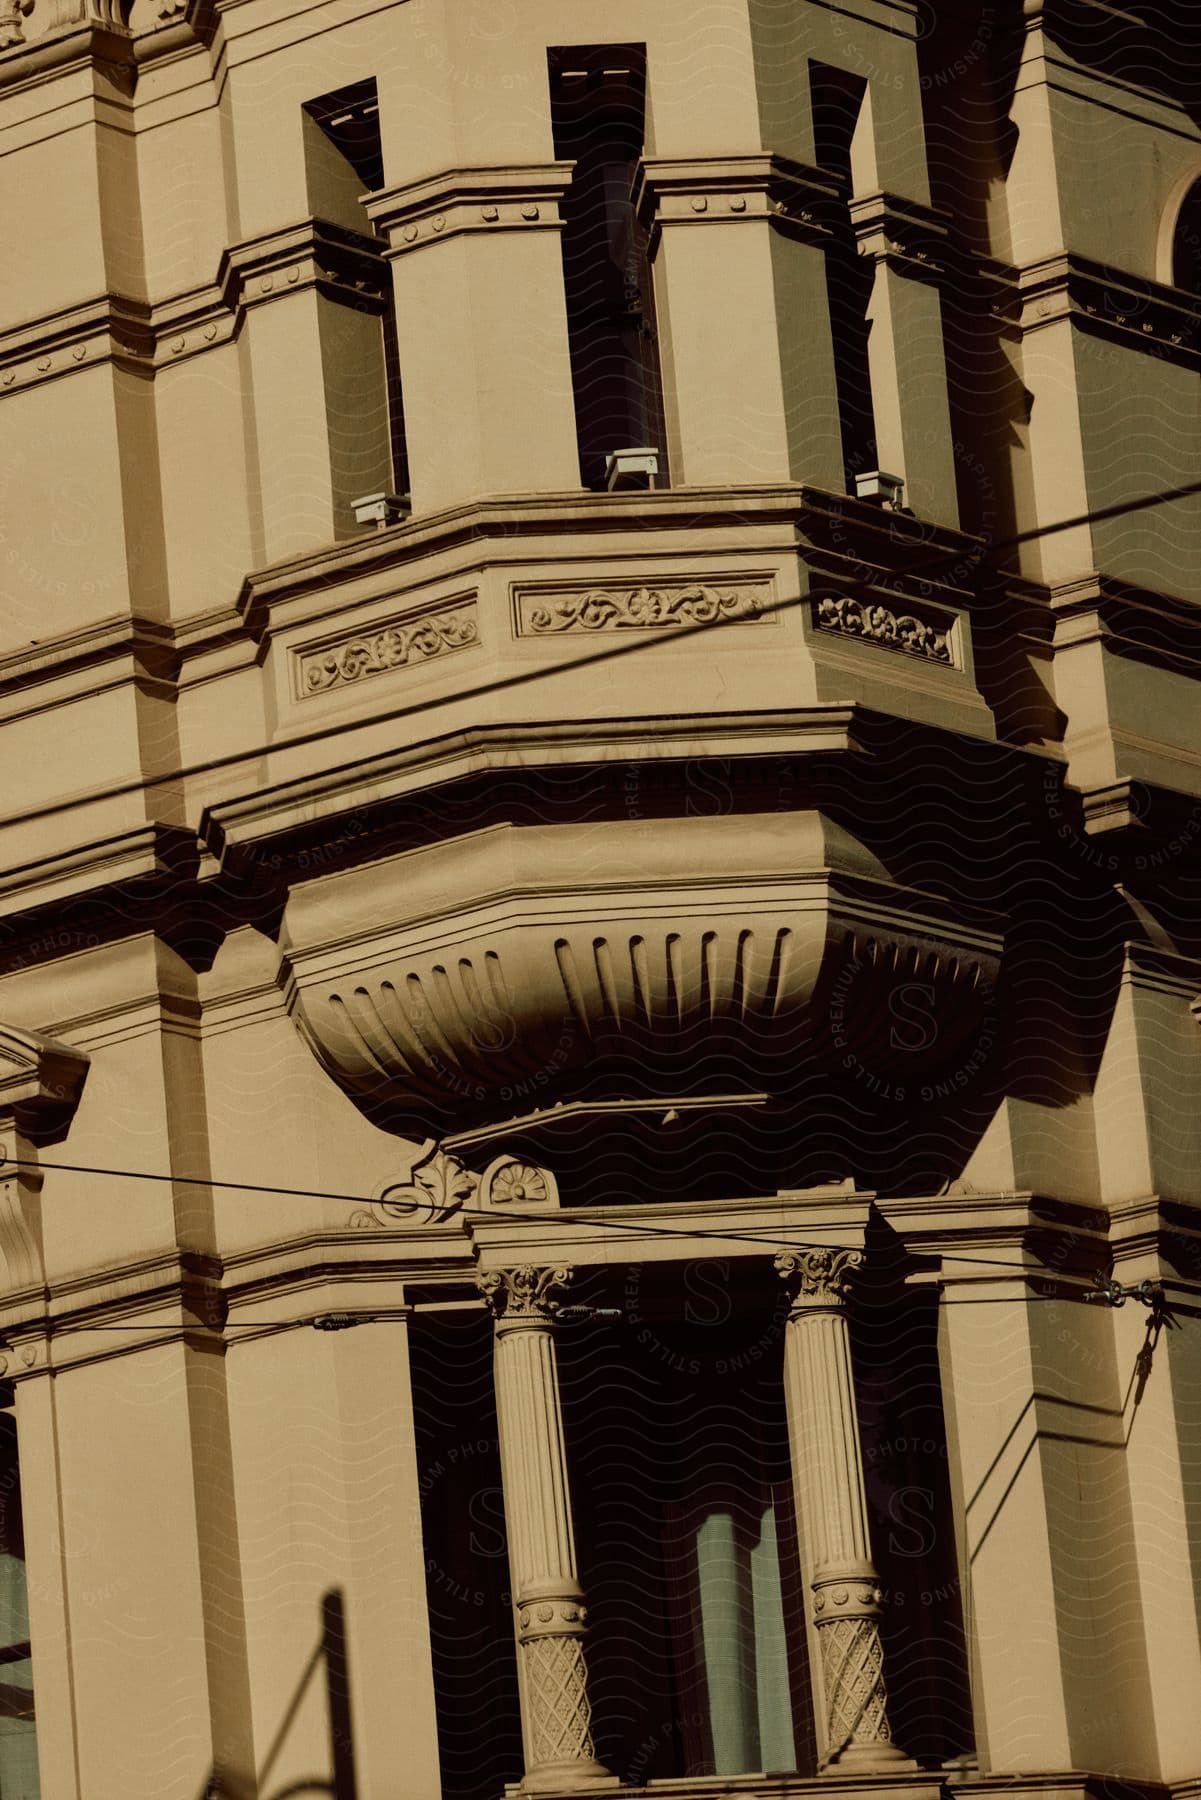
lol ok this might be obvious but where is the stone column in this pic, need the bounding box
[775,1248,912,1772]
[477,1265,613,1792]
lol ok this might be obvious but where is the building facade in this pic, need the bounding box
[1,0,1201,1796]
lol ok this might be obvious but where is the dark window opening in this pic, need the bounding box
[549,46,668,491]
[852,1272,975,1766]
[809,62,878,491]
[304,78,384,193]
[1172,178,1201,293]
[409,1313,523,1800]
[559,1263,816,1782]
[303,79,410,502]
[0,1397,38,1800]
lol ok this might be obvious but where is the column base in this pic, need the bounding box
[519,1762,621,1793]
[822,1744,919,1775]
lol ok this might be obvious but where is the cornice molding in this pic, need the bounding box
[1072,781,1201,864]
[0,217,386,395]
[237,486,806,638]
[876,1190,1111,1289]
[1119,940,1201,1003]
[0,0,217,88]
[635,152,840,248]
[236,483,981,642]
[0,1020,88,1139]
[1004,569,1201,679]
[11,1185,1193,1373]
[849,190,951,285]
[1021,0,1199,123]
[1108,1194,1201,1290]
[0,610,175,701]
[199,707,867,862]
[1017,250,1201,369]
[0,822,195,927]
[0,9,131,83]
[364,163,574,257]
[0,484,979,713]
[471,1188,874,1264]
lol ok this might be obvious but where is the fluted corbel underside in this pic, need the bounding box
[280,814,1002,1128]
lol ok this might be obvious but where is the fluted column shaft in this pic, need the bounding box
[478,1266,613,1792]
[776,1249,912,1772]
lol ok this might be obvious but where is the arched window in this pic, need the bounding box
[1171,177,1201,292]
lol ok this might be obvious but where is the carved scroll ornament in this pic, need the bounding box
[517,580,765,635]
[375,1141,478,1225]
[816,594,953,665]
[301,602,477,695]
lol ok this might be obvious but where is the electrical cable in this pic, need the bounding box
[7,482,1201,1334]
[0,1151,1176,1295]
[4,476,1199,845]
[0,1149,1118,1276]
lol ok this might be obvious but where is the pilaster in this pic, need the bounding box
[231,222,393,561]
[1091,945,1201,1206]
[366,167,581,513]
[1109,1199,1201,1782]
[222,1303,442,1800]
[933,1263,1155,1775]
[635,155,844,489]
[849,192,960,523]
[0,1024,88,1800]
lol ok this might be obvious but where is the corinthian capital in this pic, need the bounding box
[477,1264,573,1325]
[774,1247,863,1309]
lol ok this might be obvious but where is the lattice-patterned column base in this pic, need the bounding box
[813,1566,912,1770]
[516,1586,612,1789]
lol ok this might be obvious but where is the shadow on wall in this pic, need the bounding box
[199,1589,358,1800]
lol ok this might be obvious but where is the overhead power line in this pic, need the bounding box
[0,1149,1169,1284]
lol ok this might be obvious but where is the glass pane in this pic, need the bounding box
[0,1552,30,1650]
[0,1413,38,1799]
[0,1655,38,1799]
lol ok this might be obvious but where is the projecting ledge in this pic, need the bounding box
[279,811,1003,1131]
[507,1774,946,1800]
[512,1773,1184,1800]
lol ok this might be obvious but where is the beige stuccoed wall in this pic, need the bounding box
[1,0,1201,1795]
[222,1319,440,1797]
